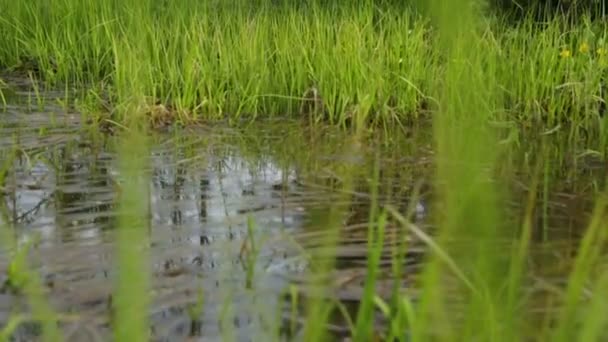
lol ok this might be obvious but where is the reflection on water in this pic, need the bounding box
[0,88,604,340]
[1,120,318,340]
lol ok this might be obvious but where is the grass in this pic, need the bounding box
[0,1,607,137]
[0,150,62,341]
[112,121,150,341]
[1,0,608,341]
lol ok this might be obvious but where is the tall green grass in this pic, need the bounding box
[293,0,608,341]
[113,123,150,341]
[1,1,608,341]
[0,0,607,135]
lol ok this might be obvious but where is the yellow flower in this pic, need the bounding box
[559,49,571,58]
[598,48,607,56]
[579,42,590,54]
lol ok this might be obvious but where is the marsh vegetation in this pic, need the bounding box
[0,0,607,341]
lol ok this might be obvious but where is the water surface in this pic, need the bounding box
[0,78,603,341]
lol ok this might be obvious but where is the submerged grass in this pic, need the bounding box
[0,151,62,341]
[0,92,606,341]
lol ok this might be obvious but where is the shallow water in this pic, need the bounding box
[0,79,604,341]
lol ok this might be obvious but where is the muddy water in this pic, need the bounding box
[0,80,604,341]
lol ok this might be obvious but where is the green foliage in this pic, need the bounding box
[0,0,606,135]
[491,0,607,19]
[112,126,150,342]
[1,1,608,341]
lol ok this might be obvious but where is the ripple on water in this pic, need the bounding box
[0,84,602,339]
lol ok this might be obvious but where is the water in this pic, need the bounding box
[0,78,603,340]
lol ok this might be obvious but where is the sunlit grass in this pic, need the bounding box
[0,1,606,137]
[0,1,608,341]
